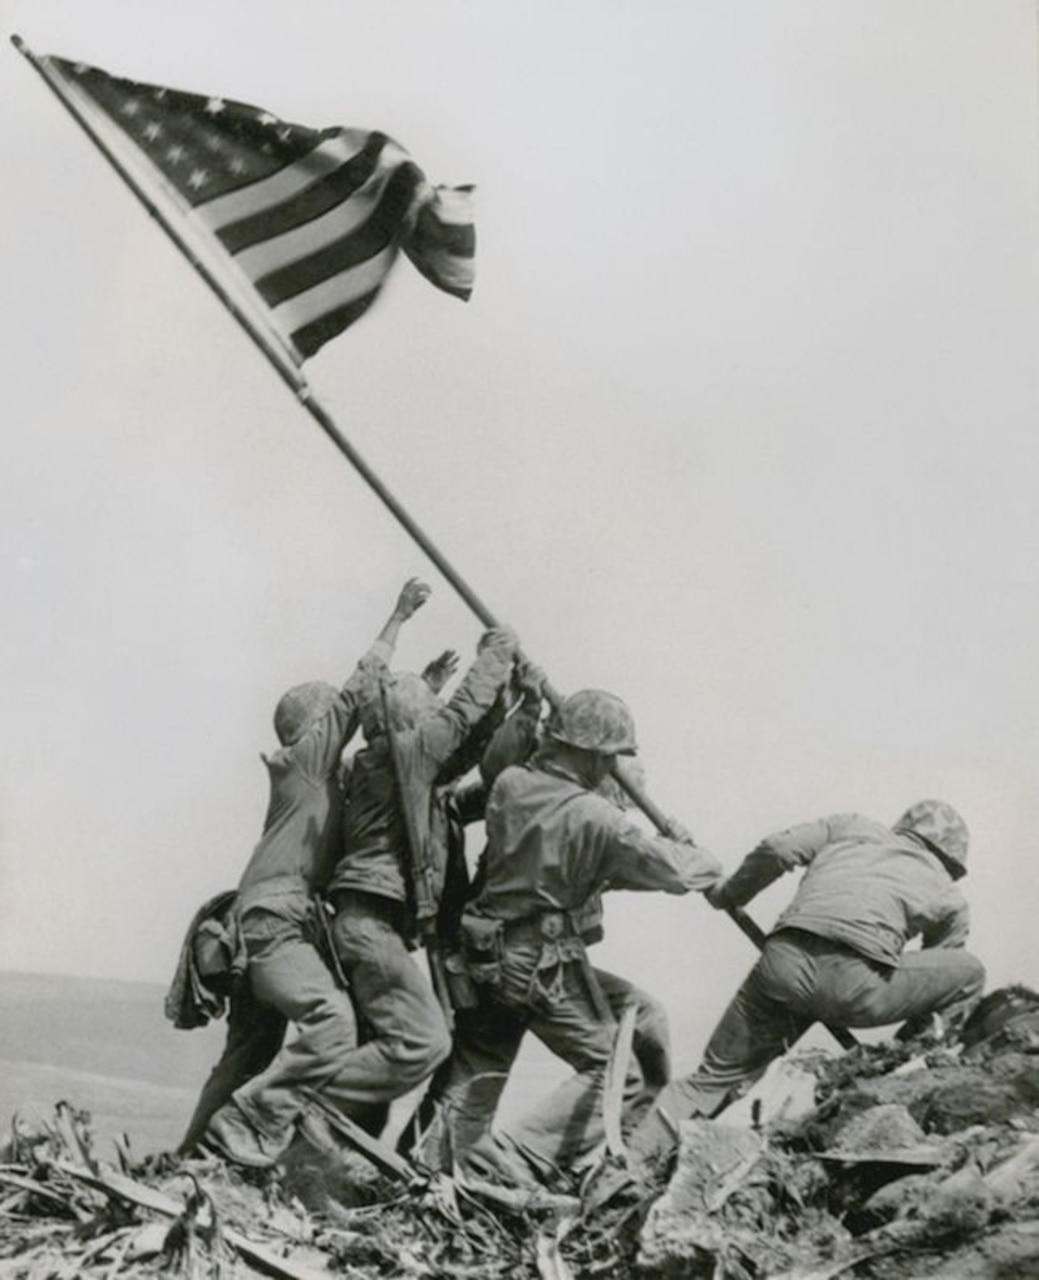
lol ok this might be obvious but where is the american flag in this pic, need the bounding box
[40,55,475,362]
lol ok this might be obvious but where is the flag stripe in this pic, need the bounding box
[425,184,476,226]
[232,163,395,281]
[255,163,420,306]
[292,292,381,359]
[274,245,397,335]
[215,133,399,254]
[194,131,370,231]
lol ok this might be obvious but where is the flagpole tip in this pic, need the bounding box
[11,33,26,51]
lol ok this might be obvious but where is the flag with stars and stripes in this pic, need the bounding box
[39,54,475,363]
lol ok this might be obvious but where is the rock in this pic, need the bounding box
[639,1120,764,1269]
[921,1163,992,1236]
[650,1119,764,1219]
[727,1056,822,1130]
[830,1103,929,1155]
[918,1078,1030,1134]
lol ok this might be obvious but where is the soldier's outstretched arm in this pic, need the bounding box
[706,815,837,910]
[595,811,723,896]
[371,577,431,657]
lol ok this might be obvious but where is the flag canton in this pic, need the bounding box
[51,57,321,206]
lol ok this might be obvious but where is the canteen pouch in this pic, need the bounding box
[459,913,504,988]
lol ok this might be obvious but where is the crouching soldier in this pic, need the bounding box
[431,689,722,1186]
[625,799,986,1179]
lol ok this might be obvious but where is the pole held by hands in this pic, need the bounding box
[19,32,858,1055]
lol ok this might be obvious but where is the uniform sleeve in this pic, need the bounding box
[292,645,390,782]
[593,805,723,895]
[916,894,971,950]
[714,814,851,909]
[415,636,515,780]
[479,704,539,788]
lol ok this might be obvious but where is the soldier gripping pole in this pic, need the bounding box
[16,37,857,1052]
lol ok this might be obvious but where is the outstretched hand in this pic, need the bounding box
[422,649,460,693]
[395,577,432,619]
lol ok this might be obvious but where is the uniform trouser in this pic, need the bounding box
[403,967,670,1169]
[628,928,986,1167]
[320,892,452,1115]
[427,947,665,1175]
[180,977,285,1152]
[227,897,363,1143]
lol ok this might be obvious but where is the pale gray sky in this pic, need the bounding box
[1,1,1037,1063]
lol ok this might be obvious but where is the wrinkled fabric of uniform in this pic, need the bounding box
[444,759,721,1177]
[205,642,390,1150]
[328,633,516,909]
[411,968,671,1172]
[716,813,972,965]
[165,889,243,1030]
[319,635,518,1115]
[238,644,391,913]
[627,812,986,1168]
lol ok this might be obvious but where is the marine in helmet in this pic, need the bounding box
[299,620,521,1150]
[430,689,722,1186]
[198,578,431,1168]
[399,749,677,1172]
[621,799,986,1187]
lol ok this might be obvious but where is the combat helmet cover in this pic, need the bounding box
[274,681,339,747]
[893,799,969,878]
[547,689,638,756]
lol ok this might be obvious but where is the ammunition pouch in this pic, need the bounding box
[459,913,505,990]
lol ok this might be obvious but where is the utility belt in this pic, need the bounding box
[445,909,606,1017]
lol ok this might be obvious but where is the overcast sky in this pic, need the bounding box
[1,0,1037,1065]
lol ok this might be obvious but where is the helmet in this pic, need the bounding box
[547,689,637,756]
[893,799,969,878]
[274,681,339,746]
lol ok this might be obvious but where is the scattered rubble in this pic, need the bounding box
[636,984,1039,1278]
[2,986,1038,1278]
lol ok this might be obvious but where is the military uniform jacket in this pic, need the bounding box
[715,812,970,967]
[328,635,515,910]
[470,760,722,925]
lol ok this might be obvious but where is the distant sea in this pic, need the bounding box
[0,971,566,1158]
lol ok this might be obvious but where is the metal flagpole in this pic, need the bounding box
[16,36,855,1048]
[13,34,502,627]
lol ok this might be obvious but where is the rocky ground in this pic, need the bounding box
[2,985,1038,1279]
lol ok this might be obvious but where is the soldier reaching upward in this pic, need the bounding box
[200,579,430,1168]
